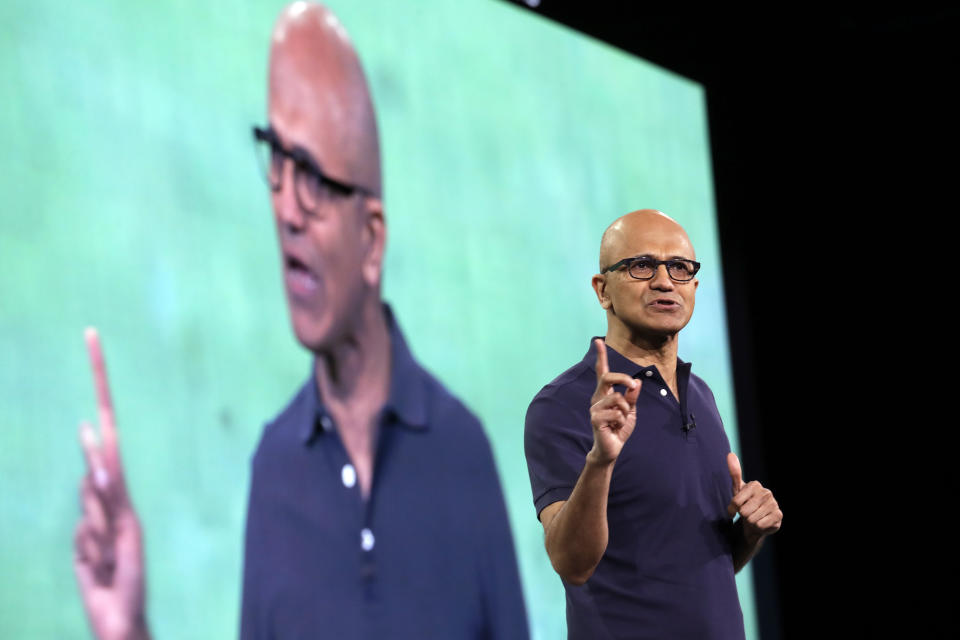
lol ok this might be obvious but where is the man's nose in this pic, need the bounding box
[273,159,306,232]
[649,264,675,290]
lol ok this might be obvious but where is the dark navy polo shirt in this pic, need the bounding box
[524,340,744,640]
[240,306,529,639]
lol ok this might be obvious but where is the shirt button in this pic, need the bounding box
[320,415,333,431]
[341,464,356,488]
[645,370,653,377]
[361,528,375,552]
[660,388,668,397]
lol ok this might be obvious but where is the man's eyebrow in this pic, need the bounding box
[268,124,323,171]
[290,144,322,171]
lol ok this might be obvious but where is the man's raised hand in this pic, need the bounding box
[74,328,150,640]
[726,452,782,544]
[588,338,641,465]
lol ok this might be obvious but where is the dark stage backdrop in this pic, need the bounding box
[0,0,755,637]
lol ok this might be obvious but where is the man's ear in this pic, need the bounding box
[591,274,612,310]
[360,196,386,288]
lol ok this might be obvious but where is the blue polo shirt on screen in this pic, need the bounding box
[240,306,529,639]
[524,340,745,640]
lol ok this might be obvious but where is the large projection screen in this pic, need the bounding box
[0,0,757,637]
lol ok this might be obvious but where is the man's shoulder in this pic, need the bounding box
[252,376,313,461]
[524,356,594,433]
[270,374,313,423]
[387,307,486,441]
[413,364,504,492]
[412,358,486,439]
[686,368,719,404]
[531,360,596,404]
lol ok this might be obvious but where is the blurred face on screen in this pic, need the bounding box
[267,3,384,352]
[596,210,699,338]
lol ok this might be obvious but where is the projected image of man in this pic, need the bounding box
[73,3,528,639]
[524,209,782,639]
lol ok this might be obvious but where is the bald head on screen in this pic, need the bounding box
[269,1,381,197]
[265,1,389,353]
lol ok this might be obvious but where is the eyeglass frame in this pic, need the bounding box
[600,255,701,282]
[251,125,375,211]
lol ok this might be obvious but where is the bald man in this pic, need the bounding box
[74,3,527,639]
[524,210,781,639]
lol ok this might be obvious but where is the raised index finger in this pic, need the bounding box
[594,338,609,380]
[85,327,118,465]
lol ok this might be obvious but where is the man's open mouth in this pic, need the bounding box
[284,253,318,296]
[652,299,679,309]
[285,253,311,274]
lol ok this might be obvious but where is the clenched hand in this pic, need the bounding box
[727,452,782,545]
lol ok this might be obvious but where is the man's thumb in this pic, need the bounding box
[727,452,743,494]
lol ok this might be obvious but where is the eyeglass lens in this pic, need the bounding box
[255,138,328,212]
[628,258,697,281]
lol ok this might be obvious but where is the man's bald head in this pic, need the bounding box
[592,209,699,343]
[598,209,695,271]
[269,2,381,196]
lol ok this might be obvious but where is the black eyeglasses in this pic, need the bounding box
[601,255,701,282]
[252,125,373,214]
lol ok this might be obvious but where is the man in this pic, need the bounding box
[524,209,782,639]
[74,3,528,638]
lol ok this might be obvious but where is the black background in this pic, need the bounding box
[501,3,955,637]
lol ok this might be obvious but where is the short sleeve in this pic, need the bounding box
[524,393,593,519]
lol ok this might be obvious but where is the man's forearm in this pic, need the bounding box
[730,517,765,573]
[544,451,615,585]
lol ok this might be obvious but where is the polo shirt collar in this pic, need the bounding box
[583,337,692,382]
[381,304,428,429]
[300,304,428,444]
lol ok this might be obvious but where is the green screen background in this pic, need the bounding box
[0,0,757,637]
